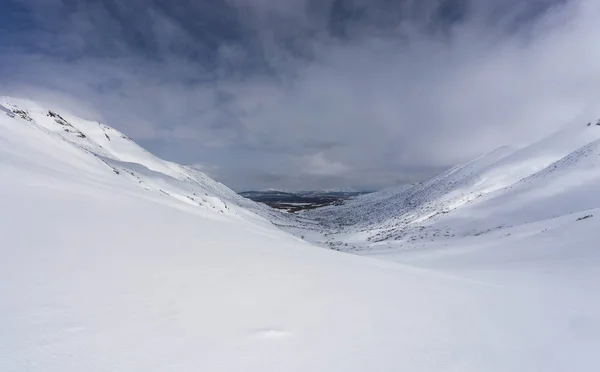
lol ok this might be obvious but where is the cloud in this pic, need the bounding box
[303,152,349,176]
[1,0,600,191]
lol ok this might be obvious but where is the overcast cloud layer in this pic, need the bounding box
[1,0,600,191]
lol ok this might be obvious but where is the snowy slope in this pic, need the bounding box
[0,97,286,225]
[302,120,600,249]
[2,97,600,371]
[425,136,600,238]
[373,207,600,372]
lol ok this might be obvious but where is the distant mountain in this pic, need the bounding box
[299,187,359,193]
[240,189,369,199]
[296,188,368,197]
[240,190,298,198]
[239,189,372,213]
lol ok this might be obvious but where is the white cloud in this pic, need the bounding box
[303,152,349,176]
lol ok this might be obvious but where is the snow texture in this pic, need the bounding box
[1,97,600,371]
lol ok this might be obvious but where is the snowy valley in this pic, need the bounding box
[2,97,600,371]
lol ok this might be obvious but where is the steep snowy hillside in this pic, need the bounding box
[302,120,600,250]
[422,136,600,238]
[0,97,288,225]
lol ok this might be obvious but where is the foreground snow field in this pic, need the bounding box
[1,97,600,371]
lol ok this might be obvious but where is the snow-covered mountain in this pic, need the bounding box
[2,97,600,371]
[301,119,600,249]
[0,97,290,224]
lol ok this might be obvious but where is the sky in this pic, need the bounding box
[1,0,600,191]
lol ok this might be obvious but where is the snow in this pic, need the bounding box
[300,120,600,247]
[2,97,600,371]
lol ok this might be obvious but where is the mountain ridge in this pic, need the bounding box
[290,118,600,250]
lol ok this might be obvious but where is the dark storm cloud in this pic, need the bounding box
[1,0,599,191]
